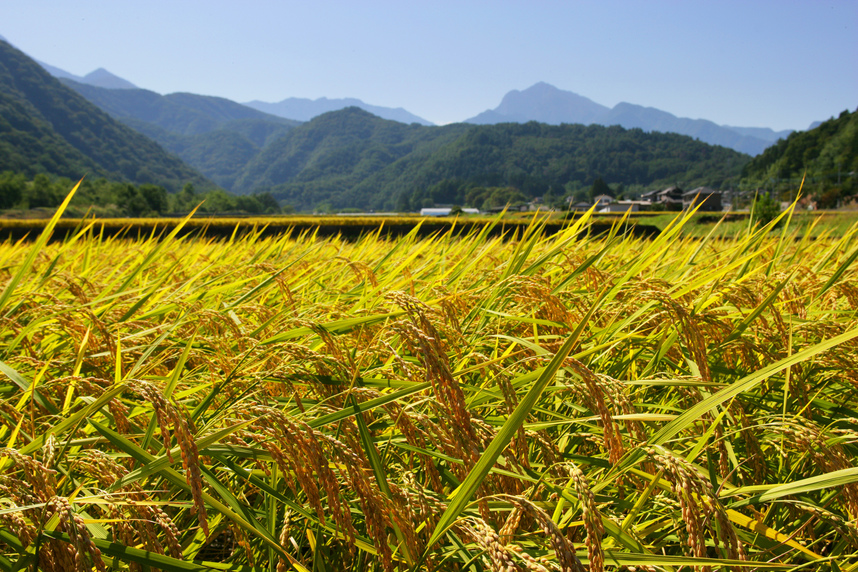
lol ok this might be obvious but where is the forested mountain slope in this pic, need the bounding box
[63,80,298,136]
[742,108,857,204]
[62,80,299,189]
[0,39,210,192]
[240,107,749,211]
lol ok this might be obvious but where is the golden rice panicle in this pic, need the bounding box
[130,381,176,461]
[565,359,624,465]
[129,380,209,537]
[1,447,57,500]
[776,419,858,518]
[498,505,522,545]
[276,508,302,572]
[387,291,480,460]
[251,409,332,527]
[565,464,604,572]
[0,397,24,436]
[646,447,707,564]
[73,450,179,558]
[57,376,132,434]
[402,470,445,554]
[42,433,57,469]
[75,448,128,485]
[512,496,582,572]
[795,503,858,550]
[247,405,358,547]
[337,256,379,288]
[645,445,745,568]
[461,517,518,572]
[381,400,444,491]
[50,496,107,572]
[0,507,35,550]
[505,545,554,572]
[386,481,424,562]
[151,504,183,559]
[325,431,394,572]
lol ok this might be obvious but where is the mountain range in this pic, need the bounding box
[34,57,432,127]
[14,36,850,214]
[46,67,749,212]
[465,82,793,156]
[34,55,796,157]
[58,79,301,190]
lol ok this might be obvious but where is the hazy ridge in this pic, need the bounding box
[465,82,793,156]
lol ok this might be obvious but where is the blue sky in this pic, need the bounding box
[2,1,855,131]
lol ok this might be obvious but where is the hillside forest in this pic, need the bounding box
[741,108,858,208]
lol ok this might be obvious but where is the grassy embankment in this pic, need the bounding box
[0,184,857,570]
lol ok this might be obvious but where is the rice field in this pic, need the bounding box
[1,184,857,571]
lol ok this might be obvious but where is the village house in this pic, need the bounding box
[641,186,684,210]
[592,194,614,209]
[567,200,593,211]
[598,200,653,213]
[682,187,722,211]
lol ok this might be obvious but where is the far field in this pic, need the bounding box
[1,208,858,243]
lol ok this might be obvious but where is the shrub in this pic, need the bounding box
[751,191,781,226]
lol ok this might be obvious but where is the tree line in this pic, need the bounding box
[0,172,287,216]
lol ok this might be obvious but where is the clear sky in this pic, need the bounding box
[2,1,855,131]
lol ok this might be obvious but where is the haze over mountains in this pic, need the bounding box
[38,63,138,90]
[36,58,432,127]
[465,82,794,156]
[245,97,432,126]
[32,53,800,157]
[59,78,301,189]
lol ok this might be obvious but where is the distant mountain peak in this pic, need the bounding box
[468,82,609,126]
[465,82,795,155]
[82,67,137,89]
[33,59,137,90]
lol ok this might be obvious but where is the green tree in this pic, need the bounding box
[253,192,281,214]
[175,183,197,211]
[0,171,25,209]
[543,187,556,209]
[28,174,60,208]
[751,191,781,227]
[590,177,612,200]
[138,184,169,214]
[201,189,236,212]
[116,184,149,216]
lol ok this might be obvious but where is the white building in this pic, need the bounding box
[419,207,480,217]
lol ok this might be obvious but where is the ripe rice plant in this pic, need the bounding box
[0,184,857,571]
